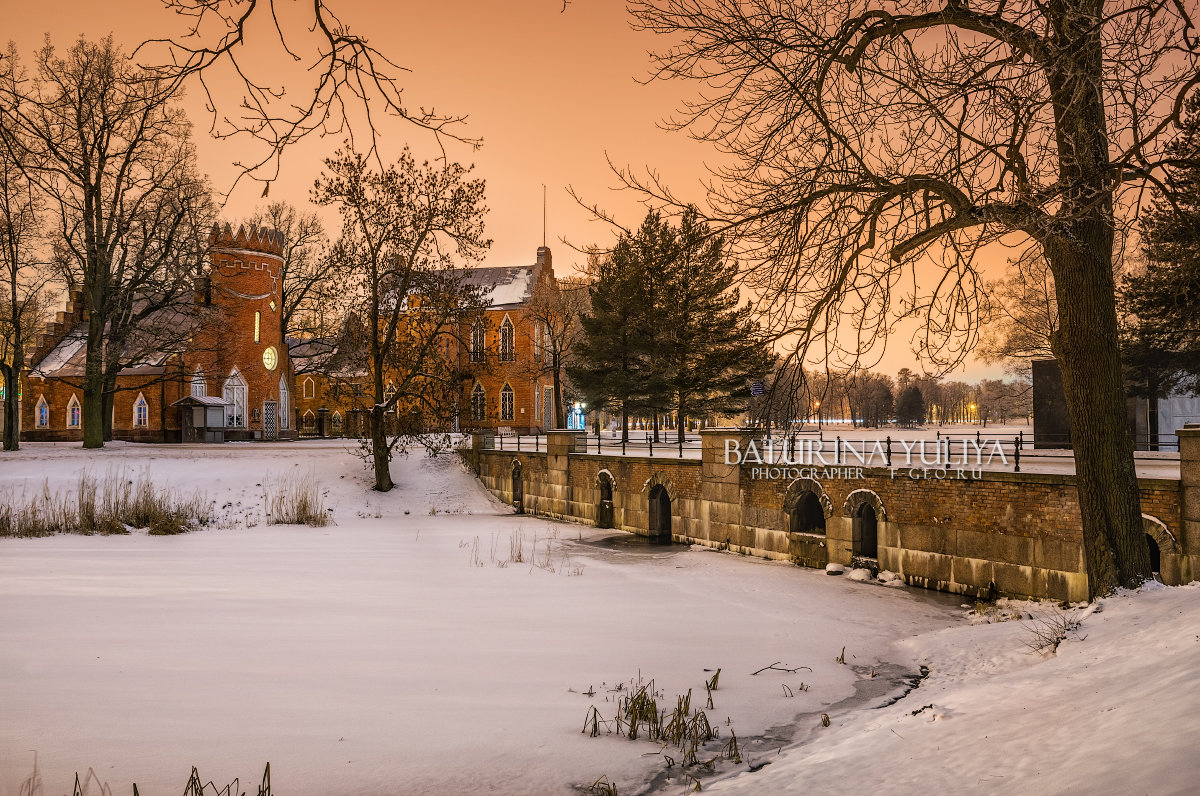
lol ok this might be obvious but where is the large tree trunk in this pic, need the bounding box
[82,306,106,449]
[1048,233,1149,597]
[102,370,118,442]
[370,404,393,492]
[3,346,21,451]
[552,366,563,429]
[1041,3,1150,597]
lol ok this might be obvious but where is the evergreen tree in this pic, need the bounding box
[1123,91,1200,397]
[657,209,775,442]
[568,234,651,442]
[896,385,926,428]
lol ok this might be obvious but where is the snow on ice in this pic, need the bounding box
[0,440,1196,795]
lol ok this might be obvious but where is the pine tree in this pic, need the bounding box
[657,209,775,443]
[896,385,926,428]
[1123,91,1200,397]
[568,234,651,442]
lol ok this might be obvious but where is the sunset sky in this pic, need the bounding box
[6,0,1003,382]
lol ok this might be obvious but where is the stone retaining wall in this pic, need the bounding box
[465,429,1193,602]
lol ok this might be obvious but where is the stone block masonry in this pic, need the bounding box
[467,430,1192,603]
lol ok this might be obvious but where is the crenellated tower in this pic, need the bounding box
[191,223,292,439]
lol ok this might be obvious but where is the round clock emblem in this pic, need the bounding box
[263,346,278,371]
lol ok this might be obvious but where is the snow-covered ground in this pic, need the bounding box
[0,440,1196,795]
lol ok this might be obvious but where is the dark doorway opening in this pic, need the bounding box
[648,484,671,542]
[855,504,878,559]
[511,462,524,514]
[790,491,826,535]
[1146,533,1161,574]
[597,473,614,529]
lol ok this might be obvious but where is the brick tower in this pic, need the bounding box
[190,223,293,440]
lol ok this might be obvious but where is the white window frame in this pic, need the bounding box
[36,395,49,428]
[500,383,514,421]
[223,370,247,428]
[470,321,486,363]
[499,316,515,362]
[66,395,81,428]
[471,383,486,422]
[279,376,290,429]
[133,393,149,428]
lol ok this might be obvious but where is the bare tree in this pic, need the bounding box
[0,64,52,450]
[314,146,490,492]
[521,275,589,429]
[978,250,1059,378]
[247,201,338,368]
[0,36,214,447]
[137,0,477,192]
[627,0,1200,597]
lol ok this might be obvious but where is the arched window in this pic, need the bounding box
[302,410,316,430]
[500,383,514,421]
[191,369,207,398]
[303,377,315,399]
[499,317,515,362]
[65,393,81,427]
[35,396,49,427]
[279,376,290,429]
[67,395,81,428]
[223,370,247,428]
[471,383,486,421]
[331,411,343,433]
[471,321,486,362]
[133,394,149,428]
[384,381,397,406]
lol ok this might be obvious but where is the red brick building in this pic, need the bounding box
[20,224,295,443]
[286,246,563,437]
[456,246,558,434]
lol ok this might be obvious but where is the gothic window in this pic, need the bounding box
[500,383,514,421]
[302,410,316,431]
[303,377,315,399]
[36,396,49,427]
[133,394,149,428]
[67,395,81,428]
[384,382,397,405]
[223,370,247,428]
[471,321,486,362]
[331,411,343,433]
[279,376,290,430]
[471,383,486,421]
[500,317,515,362]
[191,369,207,398]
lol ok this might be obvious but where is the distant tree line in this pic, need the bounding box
[751,364,1033,431]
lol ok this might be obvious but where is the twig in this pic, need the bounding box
[751,661,812,675]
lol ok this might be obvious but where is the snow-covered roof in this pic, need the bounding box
[171,395,230,407]
[31,331,87,376]
[457,265,538,309]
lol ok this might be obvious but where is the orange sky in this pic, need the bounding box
[6,0,1005,383]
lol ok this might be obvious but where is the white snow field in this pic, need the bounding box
[0,440,1196,796]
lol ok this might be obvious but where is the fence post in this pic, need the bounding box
[836,435,842,465]
[1013,436,1021,473]
[886,436,892,467]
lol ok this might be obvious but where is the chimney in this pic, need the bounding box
[536,246,552,271]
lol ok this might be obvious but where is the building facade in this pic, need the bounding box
[20,224,295,443]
